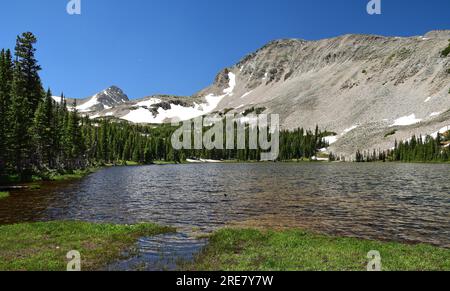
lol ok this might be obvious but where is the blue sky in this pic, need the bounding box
[0,0,449,99]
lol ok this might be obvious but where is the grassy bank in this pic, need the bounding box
[0,192,9,200]
[1,168,98,184]
[0,221,175,271]
[189,228,450,271]
[44,168,99,182]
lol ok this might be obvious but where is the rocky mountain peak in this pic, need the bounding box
[98,86,129,103]
[76,86,129,112]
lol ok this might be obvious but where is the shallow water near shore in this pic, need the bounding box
[1,163,449,270]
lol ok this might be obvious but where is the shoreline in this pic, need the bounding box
[2,159,448,190]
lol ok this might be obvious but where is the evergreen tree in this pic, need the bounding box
[65,101,85,169]
[33,89,54,168]
[9,32,44,178]
[10,63,34,178]
[14,32,43,113]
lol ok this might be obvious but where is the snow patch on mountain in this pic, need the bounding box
[324,136,338,145]
[429,112,441,117]
[223,72,236,95]
[342,125,359,135]
[391,114,422,127]
[241,90,254,99]
[52,96,62,103]
[322,126,358,148]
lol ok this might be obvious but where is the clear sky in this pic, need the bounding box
[0,0,449,99]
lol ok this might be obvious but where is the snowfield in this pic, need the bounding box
[77,95,99,112]
[122,72,237,124]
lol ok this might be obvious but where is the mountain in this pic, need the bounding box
[53,86,129,113]
[73,30,450,157]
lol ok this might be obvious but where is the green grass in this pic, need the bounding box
[0,221,175,271]
[0,192,9,200]
[46,168,97,182]
[152,160,183,165]
[188,228,450,271]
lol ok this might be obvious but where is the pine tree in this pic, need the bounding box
[33,89,54,168]
[14,32,43,113]
[8,32,44,178]
[65,101,85,170]
[10,63,34,178]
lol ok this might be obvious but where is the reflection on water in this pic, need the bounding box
[1,163,449,269]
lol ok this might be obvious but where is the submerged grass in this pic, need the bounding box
[188,228,450,271]
[0,221,175,271]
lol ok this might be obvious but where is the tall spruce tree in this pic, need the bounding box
[14,32,43,113]
[10,63,33,177]
[9,32,44,178]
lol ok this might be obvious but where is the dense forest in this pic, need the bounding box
[0,32,329,182]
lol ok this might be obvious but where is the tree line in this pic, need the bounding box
[354,132,450,162]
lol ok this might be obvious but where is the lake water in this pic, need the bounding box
[1,163,449,270]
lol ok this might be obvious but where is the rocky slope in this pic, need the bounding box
[71,30,450,157]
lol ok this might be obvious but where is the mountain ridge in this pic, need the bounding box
[63,30,450,157]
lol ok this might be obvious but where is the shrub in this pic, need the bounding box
[441,40,450,57]
[384,130,397,138]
